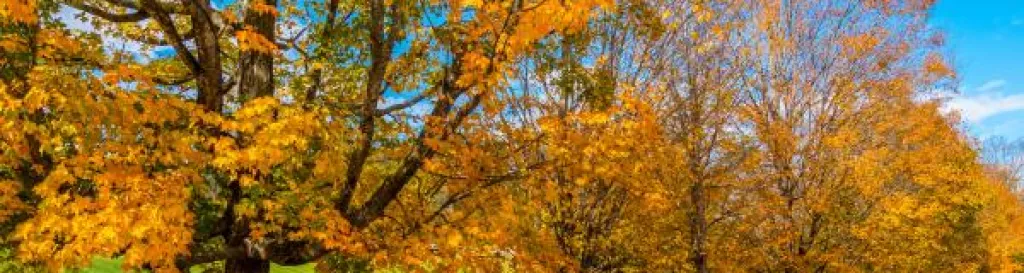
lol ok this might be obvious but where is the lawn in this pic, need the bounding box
[81,257,315,273]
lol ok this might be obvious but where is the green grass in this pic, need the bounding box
[79,258,122,273]
[268,263,315,273]
[81,257,315,273]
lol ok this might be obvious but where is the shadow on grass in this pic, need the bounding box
[81,257,315,273]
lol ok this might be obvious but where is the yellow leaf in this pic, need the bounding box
[446,232,463,247]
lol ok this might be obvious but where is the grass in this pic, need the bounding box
[81,257,315,273]
[79,258,122,273]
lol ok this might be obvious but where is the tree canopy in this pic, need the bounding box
[2,0,1023,272]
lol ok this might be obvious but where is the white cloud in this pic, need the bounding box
[1013,18,1024,26]
[946,93,1024,122]
[942,80,1024,122]
[976,79,1007,92]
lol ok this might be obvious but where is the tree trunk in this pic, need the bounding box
[224,255,270,273]
[238,0,277,100]
[689,181,709,273]
[223,3,276,271]
[189,0,224,112]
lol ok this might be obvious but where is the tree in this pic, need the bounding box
[733,0,996,271]
[651,1,758,272]
[981,136,1024,189]
[490,1,681,271]
[1,0,613,272]
[5,0,1024,272]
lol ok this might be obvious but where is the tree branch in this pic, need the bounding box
[376,93,428,115]
[152,74,195,85]
[66,1,150,22]
[337,0,391,212]
[139,0,203,76]
[303,0,342,105]
[128,27,195,46]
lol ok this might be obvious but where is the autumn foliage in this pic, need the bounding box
[2,0,1023,272]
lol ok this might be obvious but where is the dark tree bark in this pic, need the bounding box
[689,181,709,273]
[681,76,712,273]
[338,0,389,212]
[224,255,270,273]
[189,0,224,112]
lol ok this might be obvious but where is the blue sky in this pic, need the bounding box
[931,0,1024,140]
[55,1,1023,139]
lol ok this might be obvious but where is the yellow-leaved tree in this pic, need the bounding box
[3,0,1024,272]
[1,0,614,272]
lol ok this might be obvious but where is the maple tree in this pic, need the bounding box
[3,0,1024,272]
[1,0,615,272]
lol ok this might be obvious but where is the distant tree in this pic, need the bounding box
[982,136,1024,189]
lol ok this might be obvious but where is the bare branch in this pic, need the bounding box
[127,27,195,45]
[66,1,150,22]
[376,93,428,115]
[152,75,194,85]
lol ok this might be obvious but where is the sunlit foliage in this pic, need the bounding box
[2,0,1023,272]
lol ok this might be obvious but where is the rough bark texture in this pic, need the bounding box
[190,0,223,112]
[224,1,277,271]
[238,0,277,100]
